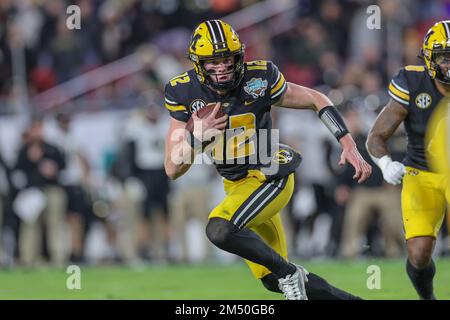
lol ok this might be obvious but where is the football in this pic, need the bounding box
[185,103,226,133]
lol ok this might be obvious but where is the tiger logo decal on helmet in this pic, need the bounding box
[188,20,245,92]
[421,20,450,84]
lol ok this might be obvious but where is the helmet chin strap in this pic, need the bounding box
[207,81,235,95]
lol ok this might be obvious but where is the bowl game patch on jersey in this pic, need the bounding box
[244,78,268,99]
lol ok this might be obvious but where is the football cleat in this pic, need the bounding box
[278,264,309,300]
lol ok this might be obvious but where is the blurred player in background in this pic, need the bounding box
[164,20,371,300]
[367,21,450,300]
[15,118,67,266]
[123,106,171,262]
[50,112,92,263]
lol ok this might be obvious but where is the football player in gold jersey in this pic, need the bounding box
[367,21,450,300]
[165,20,371,300]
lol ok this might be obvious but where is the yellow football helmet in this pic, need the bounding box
[421,20,450,84]
[188,20,245,91]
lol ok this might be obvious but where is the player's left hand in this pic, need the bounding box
[338,134,372,183]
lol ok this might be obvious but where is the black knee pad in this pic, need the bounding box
[261,274,281,293]
[205,218,238,247]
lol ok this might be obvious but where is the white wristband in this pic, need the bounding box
[376,155,393,171]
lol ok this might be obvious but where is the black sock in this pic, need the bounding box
[406,259,436,300]
[261,274,282,293]
[261,272,362,300]
[305,273,362,300]
[206,218,295,278]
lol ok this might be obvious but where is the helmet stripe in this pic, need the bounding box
[441,21,450,39]
[444,21,450,40]
[206,20,227,51]
[205,20,218,48]
[214,20,227,49]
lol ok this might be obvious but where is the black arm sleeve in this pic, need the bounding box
[318,106,349,141]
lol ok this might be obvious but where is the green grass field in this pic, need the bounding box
[0,258,449,300]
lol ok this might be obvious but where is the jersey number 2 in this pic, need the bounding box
[212,113,256,161]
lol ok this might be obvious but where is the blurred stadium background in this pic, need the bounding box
[0,0,449,299]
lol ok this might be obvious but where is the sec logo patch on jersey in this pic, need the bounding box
[190,99,207,112]
[415,93,432,109]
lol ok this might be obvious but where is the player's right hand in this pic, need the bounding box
[192,102,228,141]
[378,155,406,185]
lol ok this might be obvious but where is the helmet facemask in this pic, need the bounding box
[431,49,450,84]
[197,49,245,93]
